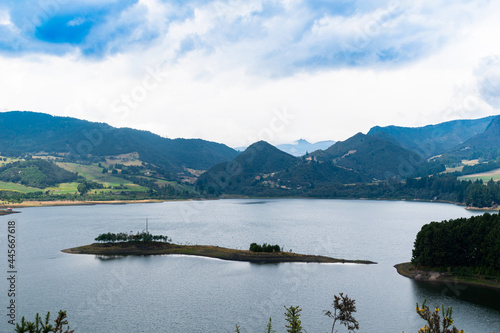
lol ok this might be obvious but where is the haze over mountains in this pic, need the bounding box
[237,139,336,157]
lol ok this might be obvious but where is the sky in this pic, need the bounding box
[1,0,500,148]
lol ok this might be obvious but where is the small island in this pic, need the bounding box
[61,232,376,264]
[62,242,376,264]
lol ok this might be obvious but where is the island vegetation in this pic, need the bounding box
[249,242,281,253]
[396,213,500,290]
[62,232,375,264]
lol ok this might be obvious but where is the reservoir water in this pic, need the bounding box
[1,199,499,332]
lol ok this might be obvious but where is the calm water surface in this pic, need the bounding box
[1,199,499,332]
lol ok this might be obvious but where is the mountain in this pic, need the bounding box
[448,115,500,159]
[0,111,238,171]
[367,115,496,158]
[196,141,299,194]
[313,132,421,180]
[197,140,374,196]
[276,139,336,156]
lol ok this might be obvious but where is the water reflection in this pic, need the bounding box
[411,279,500,313]
[95,255,127,261]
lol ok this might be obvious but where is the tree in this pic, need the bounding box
[324,293,359,333]
[284,306,302,333]
[266,317,275,333]
[77,183,88,195]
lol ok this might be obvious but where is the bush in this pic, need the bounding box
[249,242,281,253]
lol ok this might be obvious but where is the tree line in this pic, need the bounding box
[412,213,500,277]
[94,232,171,244]
[249,242,281,253]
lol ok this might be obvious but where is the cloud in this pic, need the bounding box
[476,56,500,108]
[0,0,491,74]
[0,0,499,148]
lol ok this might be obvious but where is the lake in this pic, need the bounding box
[1,199,499,332]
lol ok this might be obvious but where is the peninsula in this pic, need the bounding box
[395,262,500,291]
[62,242,376,264]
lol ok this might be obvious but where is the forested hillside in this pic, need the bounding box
[367,115,495,157]
[0,159,77,188]
[0,111,238,171]
[412,213,500,276]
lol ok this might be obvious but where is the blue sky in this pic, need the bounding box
[0,0,499,147]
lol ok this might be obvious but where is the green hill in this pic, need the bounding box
[197,141,299,195]
[0,159,77,188]
[449,115,500,160]
[313,132,421,181]
[0,111,238,172]
[367,115,495,158]
[197,141,370,196]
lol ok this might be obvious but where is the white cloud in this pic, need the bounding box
[0,0,499,148]
[67,17,86,27]
[0,9,11,26]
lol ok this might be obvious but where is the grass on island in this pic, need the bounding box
[395,262,500,291]
[62,242,376,264]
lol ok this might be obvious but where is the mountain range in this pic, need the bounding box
[0,111,238,172]
[1,111,500,197]
[198,114,500,196]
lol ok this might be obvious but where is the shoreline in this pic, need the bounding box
[0,199,173,208]
[62,242,377,264]
[394,262,500,291]
[1,197,499,211]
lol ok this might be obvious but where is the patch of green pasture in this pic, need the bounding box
[458,174,500,182]
[0,156,22,167]
[0,180,42,193]
[56,162,133,186]
[46,182,79,194]
[137,176,196,193]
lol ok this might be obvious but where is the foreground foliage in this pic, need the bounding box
[15,298,473,333]
[415,300,464,333]
[324,293,359,333]
[15,311,73,333]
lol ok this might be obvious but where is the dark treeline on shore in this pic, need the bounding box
[412,213,500,277]
[214,174,500,209]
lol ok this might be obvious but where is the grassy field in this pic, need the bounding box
[56,162,147,189]
[46,182,79,194]
[0,158,194,198]
[0,180,41,193]
[0,156,22,166]
[105,152,142,166]
[458,168,500,182]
